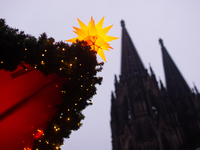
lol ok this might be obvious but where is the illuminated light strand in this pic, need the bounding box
[41,61,45,65]
[1,61,3,64]
[25,48,27,51]
[42,54,44,56]
[45,49,47,52]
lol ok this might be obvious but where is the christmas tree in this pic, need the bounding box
[0,17,117,150]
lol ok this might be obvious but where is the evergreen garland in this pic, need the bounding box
[0,19,103,150]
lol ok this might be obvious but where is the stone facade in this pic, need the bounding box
[110,21,200,150]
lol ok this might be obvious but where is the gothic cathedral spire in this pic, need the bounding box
[159,38,191,97]
[121,20,145,80]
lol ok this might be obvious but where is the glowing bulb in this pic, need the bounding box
[25,48,27,51]
[1,61,3,64]
[45,49,47,52]
[59,68,62,70]
[79,64,82,66]
[75,57,77,59]
[67,109,70,111]
[61,60,64,62]
[70,64,72,67]
[62,48,65,51]
[42,54,44,56]
[41,61,45,65]
[75,103,77,105]
[67,118,70,121]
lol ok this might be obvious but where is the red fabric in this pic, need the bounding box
[0,65,66,150]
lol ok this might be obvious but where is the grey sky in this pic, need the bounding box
[0,1,200,150]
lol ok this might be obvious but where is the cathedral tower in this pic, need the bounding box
[111,21,200,150]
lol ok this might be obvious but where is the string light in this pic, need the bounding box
[75,103,77,105]
[56,146,59,150]
[54,126,60,132]
[1,61,3,64]
[34,65,37,69]
[67,118,70,121]
[45,49,47,52]
[75,57,77,59]
[46,141,49,144]
[25,48,27,51]
[70,63,72,67]
[61,60,64,62]
[79,64,82,66]
[42,54,44,56]
[62,48,65,51]
[41,61,45,65]
[59,68,62,70]
[67,109,70,111]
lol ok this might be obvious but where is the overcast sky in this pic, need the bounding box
[1,1,200,150]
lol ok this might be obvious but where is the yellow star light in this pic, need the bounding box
[66,17,118,62]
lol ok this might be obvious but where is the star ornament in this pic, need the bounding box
[66,17,118,62]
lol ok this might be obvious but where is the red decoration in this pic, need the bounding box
[0,64,66,150]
